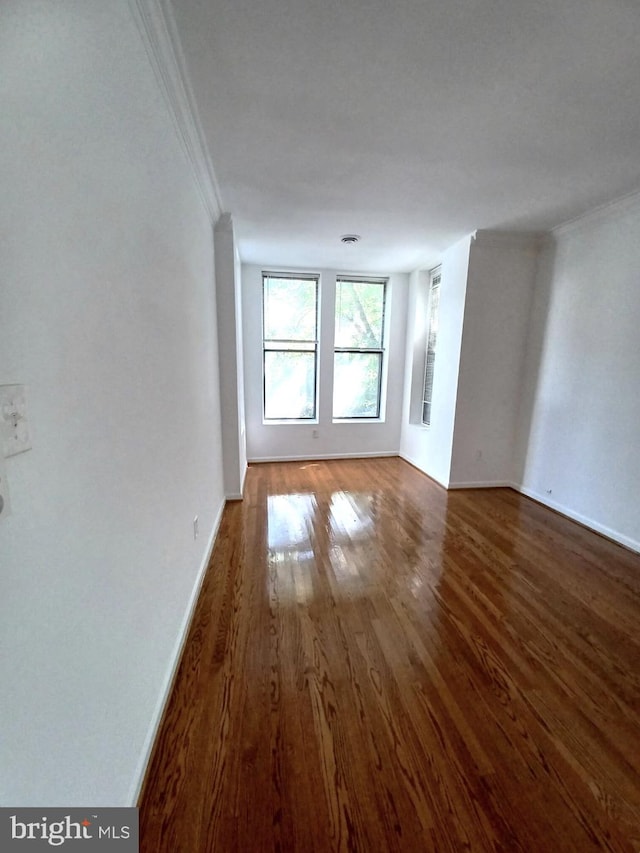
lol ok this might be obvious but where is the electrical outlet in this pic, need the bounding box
[193,515,199,540]
[0,453,11,520]
[312,429,319,439]
[0,385,31,457]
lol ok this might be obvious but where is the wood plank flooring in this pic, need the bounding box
[139,457,640,852]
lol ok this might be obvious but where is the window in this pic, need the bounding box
[422,267,441,426]
[333,277,387,419]
[263,273,318,420]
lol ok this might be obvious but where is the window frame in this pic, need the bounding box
[332,276,388,420]
[421,266,441,427]
[262,272,319,422]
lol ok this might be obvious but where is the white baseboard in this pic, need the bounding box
[397,452,449,489]
[127,497,226,805]
[513,483,640,554]
[224,463,248,500]
[247,451,398,463]
[448,480,514,489]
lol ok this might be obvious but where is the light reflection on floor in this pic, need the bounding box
[329,491,374,539]
[267,493,316,603]
[265,485,446,605]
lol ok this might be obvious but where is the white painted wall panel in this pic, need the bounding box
[449,234,538,486]
[215,214,247,497]
[516,197,640,551]
[399,237,471,486]
[0,0,225,804]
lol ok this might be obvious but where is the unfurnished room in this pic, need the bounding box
[1,1,640,851]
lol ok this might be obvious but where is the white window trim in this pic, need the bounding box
[332,276,388,421]
[421,266,441,427]
[262,272,320,422]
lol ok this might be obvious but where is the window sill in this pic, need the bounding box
[262,419,319,426]
[261,418,386,426]
[332,418,386,425]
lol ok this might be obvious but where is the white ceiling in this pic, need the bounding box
[169,0,640,272]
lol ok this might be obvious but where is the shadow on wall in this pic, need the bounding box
[512,236,557,486]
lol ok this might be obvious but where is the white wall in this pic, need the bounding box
[0,0,225,805]
[449,232,539,487]
[241,265,409,461]
[235,246,248,482]
[399,237,471,486]
[516,195,640,552]
[214,213,247,498]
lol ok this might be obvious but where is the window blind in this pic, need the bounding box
[422,270,441,426]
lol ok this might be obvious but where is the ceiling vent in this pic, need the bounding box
[340,234,360,244]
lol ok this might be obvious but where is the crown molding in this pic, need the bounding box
[129,0,224,223]
[553,185,640,237]
[471,229,545,250]
[214,212,234,233]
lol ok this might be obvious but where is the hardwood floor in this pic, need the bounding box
[139,457,640,852]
